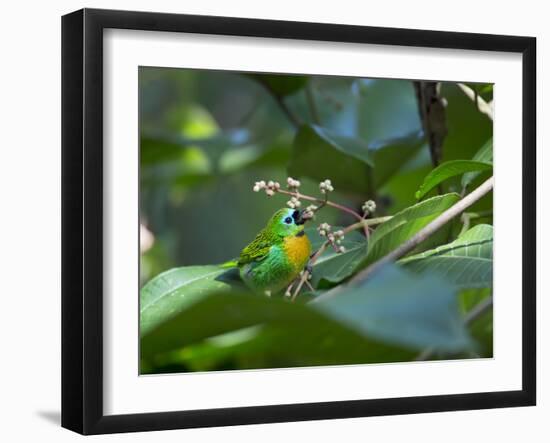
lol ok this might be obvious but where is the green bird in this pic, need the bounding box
[236,208,312,296]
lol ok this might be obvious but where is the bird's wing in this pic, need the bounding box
[237,229,276,265]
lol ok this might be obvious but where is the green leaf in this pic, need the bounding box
[315,265,472,352]
[307,228,367,287]
[361,193,461,268]
[142,290,415,371]
[289,125,424,194]
[399,224,493,289]
[289,124,373,193]
[140,265,243,340]
[248,74,309,97]
[415,160,492,200]
[462,138,493,189]
[369,132,426,187]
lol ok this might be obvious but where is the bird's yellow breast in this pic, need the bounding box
[283,232,311,270]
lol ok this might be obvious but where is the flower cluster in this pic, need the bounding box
[301,204,318,221]
[319,179,334,194]
[287,177,301,191]
[317,222,331,237]
[253,180,281,196]
[362,199,377,216]
[286,196,301,209]
[317,223,345,253]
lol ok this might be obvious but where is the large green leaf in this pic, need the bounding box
[399,224,493,289]
[307,227,368,287]
[140,265,243,339]
[289,124,373,193]
[462,138,493,189]
[369,132,426,187]
[315,265,472,352]
[360,193,461,268]
[141,289,415,371]
[289,124,424,194]
[415,160,492,200]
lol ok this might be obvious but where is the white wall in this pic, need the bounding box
[0,0,546,441]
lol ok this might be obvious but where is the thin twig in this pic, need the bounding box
[276,189,364,221]
[290,216,392,301]
[460,209,494,235]
[313,177,494,303]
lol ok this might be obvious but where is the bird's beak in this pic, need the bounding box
[292,209,306,225]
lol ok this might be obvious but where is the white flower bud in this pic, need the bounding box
[253,185,261,192]
[266,189,275,197]
[274,182,281,190]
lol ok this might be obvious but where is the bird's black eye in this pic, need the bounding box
[284,217,293,224]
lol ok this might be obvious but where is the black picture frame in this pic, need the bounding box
[62,8,536,435]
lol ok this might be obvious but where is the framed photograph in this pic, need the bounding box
[62,8,536,435]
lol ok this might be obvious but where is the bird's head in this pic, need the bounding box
[267,207,307,238]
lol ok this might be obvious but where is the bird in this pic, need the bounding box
[235,208,312,296]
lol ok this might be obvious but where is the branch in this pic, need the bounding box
[276,189,364,221]
[413,81,448,170]
[290,216,392,301]
[313,176,494,303]
[457,83,494,121]
[350,176,493,283]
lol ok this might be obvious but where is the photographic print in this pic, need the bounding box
[139,67,493,375]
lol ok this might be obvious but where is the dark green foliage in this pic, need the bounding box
[139,68,493,373]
